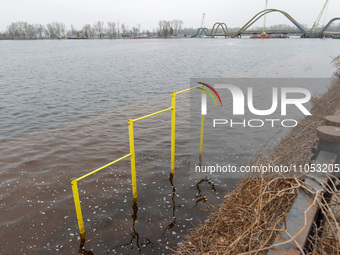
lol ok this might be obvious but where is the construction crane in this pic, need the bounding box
[261,0,269,36]
[201,13,206,28]
[311,0,329,36]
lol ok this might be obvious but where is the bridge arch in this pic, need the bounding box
[319,18,340,37]
[210,9,339,38]
[191,27,211,37]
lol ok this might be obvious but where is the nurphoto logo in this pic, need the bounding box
[196,82,223,115]
[198,82,311,128]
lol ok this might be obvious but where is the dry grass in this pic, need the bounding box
[307,178,340,255]
[333,56,340,78]
[175,57,340,255]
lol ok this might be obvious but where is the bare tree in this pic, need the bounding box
[42,22,64,38]
[132,26,138,36]
[117,21,120,37]
[60,23,66,38]
[137,23,141,37]
[35,24,45,38]
[94,21,105,38]
[107,22,116,37]
[172,20,178,35]
[158,20,171,37]
[171,19,183,36]
[5,21,68,39]
[70,25,77,37]
[22,22,30,38]
[17,22,28,38]
[54,22,61,38]
[121,23,129,36]
[83,24,92,38]
[25,24,36,39]
[46,23,56,38]
[178,20,183,35]
[7,22,20,39]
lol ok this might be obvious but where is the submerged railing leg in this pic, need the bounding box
[128,119,138,202]
[71,179,85,240]
[171,92,176,174]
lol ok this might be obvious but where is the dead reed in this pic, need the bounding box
[175,57,340,255]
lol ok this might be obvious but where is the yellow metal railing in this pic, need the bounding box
[71,85,204,240]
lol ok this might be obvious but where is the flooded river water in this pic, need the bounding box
[0,38,340,254]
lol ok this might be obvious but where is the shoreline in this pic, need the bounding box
[175,57,340,254]
[0,36,189,41]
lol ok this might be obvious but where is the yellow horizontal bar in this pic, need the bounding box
[175,85,203,95]
[133,107,172,122]
[76,153,131,181]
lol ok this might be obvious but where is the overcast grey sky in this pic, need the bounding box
[1,0,339,31]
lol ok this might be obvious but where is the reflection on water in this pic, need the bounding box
[79,238,94,255]
[77,170,221,254]
[166,173,177,231]
[107,202,143,254]
[194,178,217,208]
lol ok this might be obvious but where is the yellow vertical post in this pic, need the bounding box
[128,119,137,202]
[71,179,85,240]
[200,87,205,159]
[200,117,205,159]
[171,92,176,174]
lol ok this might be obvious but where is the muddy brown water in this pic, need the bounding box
[2,39,340,254]
[0,94,238,254]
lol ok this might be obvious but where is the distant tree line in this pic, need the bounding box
[0,19,185,40]
[1,20,338,39]
[157,20,183,38]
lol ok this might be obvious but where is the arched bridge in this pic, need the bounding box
[193,9,340,38]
